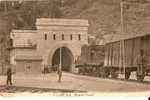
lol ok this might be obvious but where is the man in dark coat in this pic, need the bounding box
[57,65,62,83]
[6,67,12,86]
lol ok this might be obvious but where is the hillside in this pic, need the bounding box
[62,0,122,39]
[0,0,149,65]
[0,0,62,65]
[0,0,125,39]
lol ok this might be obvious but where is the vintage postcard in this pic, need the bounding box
[0,0,150,98]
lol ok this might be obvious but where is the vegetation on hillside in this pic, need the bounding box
[0,0,149,64]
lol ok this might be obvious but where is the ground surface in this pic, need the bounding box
[0,72,150,93]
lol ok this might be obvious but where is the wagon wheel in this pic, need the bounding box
[111,73,118,78]
[103,68,110,78]
[136,74,145,82]
[110,69,118,78]
[79,67,84,75]
[125,72,131,80]
[78,68,82,74]
[98,67,104,77]
[82,67,86,75]
[111,70,118,78]
[136,65,145,81]
[104,72,110,78]
[136,70,145,82]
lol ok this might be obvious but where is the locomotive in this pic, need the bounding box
[75,44,104,76]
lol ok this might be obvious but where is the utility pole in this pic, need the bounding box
[4,1,7,13]
[59,47,62,71]
[121,1,123,33]
[120,1,126,78]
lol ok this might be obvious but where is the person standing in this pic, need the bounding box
[135,49,148,81]
[57,65,62,83]
[6,67,12,86]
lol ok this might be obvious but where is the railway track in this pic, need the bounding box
[106,77,150,85]
[79,73,150,85]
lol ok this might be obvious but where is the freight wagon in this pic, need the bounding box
[103,33,150,81]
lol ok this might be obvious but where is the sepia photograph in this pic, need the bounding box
[0,0,150,98]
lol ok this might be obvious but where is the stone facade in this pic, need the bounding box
[10,18,89,74]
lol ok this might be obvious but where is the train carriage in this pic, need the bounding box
[104,33,150,81]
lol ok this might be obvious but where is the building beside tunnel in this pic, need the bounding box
[10,18,89,74]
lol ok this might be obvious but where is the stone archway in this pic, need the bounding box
[46,43,81,73]
[52,47,74,72]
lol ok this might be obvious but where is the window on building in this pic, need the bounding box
[78,34,81,40]
[53,34,56,40]
[70,34,72,40]
[44,34,47,40]
[62,34,64,40]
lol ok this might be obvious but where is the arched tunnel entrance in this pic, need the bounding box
[52,47,74,72]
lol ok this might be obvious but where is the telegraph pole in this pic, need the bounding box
[59,47,62,71]
[121,1,124,33]
[4,0,7,13]
[120,1,126,78]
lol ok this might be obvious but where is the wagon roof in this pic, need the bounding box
[105,32,150,43]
